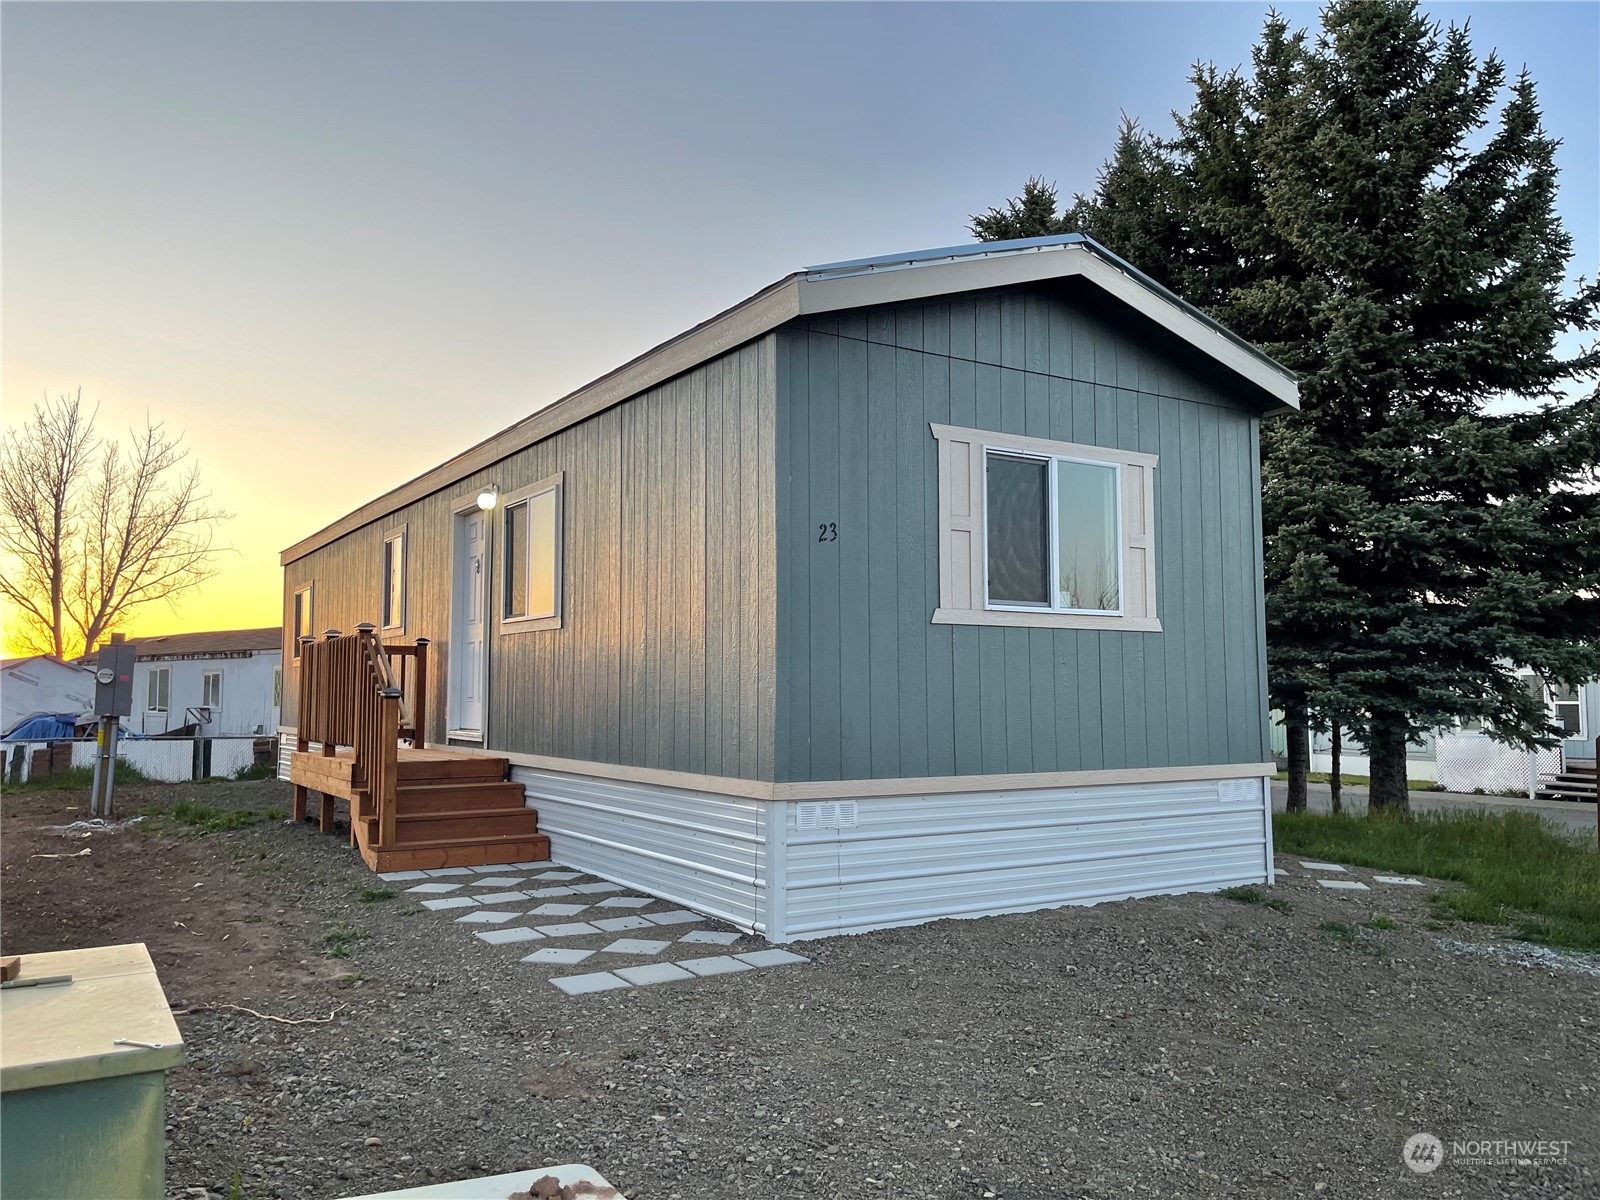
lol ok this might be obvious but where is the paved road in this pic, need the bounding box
[1270,780,1598,842]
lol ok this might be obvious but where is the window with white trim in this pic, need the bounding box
[382,528,406,631]
[202,670,223,709]
[292,584,313,658]
[500,473,563,631]
[147,667,170,713]
[1551,682,1585,739]
[931,424,1158,631]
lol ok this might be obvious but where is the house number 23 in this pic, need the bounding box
[817,522,838,542]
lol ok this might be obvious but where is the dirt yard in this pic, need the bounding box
[3,778,1596,1200]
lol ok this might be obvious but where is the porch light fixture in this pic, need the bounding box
[476,485,500,511]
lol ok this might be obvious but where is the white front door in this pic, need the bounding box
[451,509,488,737]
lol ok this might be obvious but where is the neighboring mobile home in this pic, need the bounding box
[0,655,94,735]
[112,628,284,737]
[280,234,1299,941]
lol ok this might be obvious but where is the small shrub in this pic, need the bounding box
[1318,920,1357,942]
[359,886,397,904]
[231,762,277,781]
[1264,897,1295,915]
[321,922,368,959]
[1219,885,1266,904]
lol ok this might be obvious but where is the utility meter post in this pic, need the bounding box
[91,633,136,819]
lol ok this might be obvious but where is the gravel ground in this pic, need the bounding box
[4,779,1597,1199]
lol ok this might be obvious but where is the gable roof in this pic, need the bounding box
[2,654,90,675]
[284,234,1299,564]
[74,628,283,662]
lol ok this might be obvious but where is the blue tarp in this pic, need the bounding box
[1,713,83,742]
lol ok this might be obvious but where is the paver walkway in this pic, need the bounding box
[381,863,808,996]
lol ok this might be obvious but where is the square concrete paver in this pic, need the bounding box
[593,916,653,933]
[455,910,521,924]
[469,877,525,888]
[736,949,810,968]
[572,882,625,895]
[528,902,589,917]
[527,886,577,897]
[378,870,430,882]
[407,882,463,894]
[595,897,653,909]
[1375,875,1424,886]
[535,922,601,938]
[679,955,753,977]
[468,864,511,873]
[473,891,529,904]
[1318,879,1371,891]
[476,926,544,945]
[550,972,632,996]
[599,938,669,956]
[535,870,583,880]
[679,929,740,946]
[522,947,595,965]
[1299,862,1347,873]
[644,910,702,926]
[425,867,476,877]
[614,962,695,986]
[421,896,479,911]
[507,861,553,871]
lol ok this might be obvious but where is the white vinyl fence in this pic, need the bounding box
[1435,733,1562,797]
[2,736,274,785]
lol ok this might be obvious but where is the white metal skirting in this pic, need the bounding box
[513,767,768,934]
[505,766,1271,944]
[776,778,1273,941]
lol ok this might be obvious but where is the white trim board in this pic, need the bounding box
[282,238,1297,565]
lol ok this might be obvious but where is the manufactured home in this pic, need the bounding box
[280,234,1299,942]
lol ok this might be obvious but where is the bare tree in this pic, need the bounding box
[1,391,229,658]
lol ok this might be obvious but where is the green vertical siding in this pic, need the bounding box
[774,286,1271,782]
[282,337,777,779]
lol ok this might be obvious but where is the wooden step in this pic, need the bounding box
[382,807,541,844]
[395,781,528,814]
[396,756,508,783]
[363,833,551,873]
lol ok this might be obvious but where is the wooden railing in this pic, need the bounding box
[295,624,428,849]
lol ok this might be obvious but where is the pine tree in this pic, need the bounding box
[973,0,1600,814]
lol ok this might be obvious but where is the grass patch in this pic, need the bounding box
[1219,885,1266,904]
[1274,809,1600,951]
[1272,770,1441,792]
[229,762,277,781]
[1264,896,1295,915]
[3,761,151,792]
[1318,919,1357,942]
[137,798,266,836]
[321,922,368,959]
[359,886,397,904]
[1365,915,1399,932]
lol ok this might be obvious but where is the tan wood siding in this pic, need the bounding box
[283,337,777,780]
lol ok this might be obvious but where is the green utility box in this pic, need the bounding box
[1,943,185,1199]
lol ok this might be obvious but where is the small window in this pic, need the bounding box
[292,584,313,658]
[202,671,223,709]
[932,424,1156,631]
[383,529,406,630]
[1550,681,1585,739]
[147,667,170,713]
[272,667,283,709]
[501,474,563,630]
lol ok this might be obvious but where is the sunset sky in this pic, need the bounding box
[4,2,1595,656]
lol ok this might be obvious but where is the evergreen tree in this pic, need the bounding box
[973,0,1600,813]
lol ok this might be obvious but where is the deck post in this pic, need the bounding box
[413,639,429,751]
[320,629,341,758]
[320,791,335,834]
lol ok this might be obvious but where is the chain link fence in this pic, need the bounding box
[2,736,277,787]
[1436,732,1562,797]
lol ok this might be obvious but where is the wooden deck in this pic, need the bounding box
[289,746,550,873]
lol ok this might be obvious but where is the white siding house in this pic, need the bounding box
[1,656,95,733]
[116,628,283,737]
